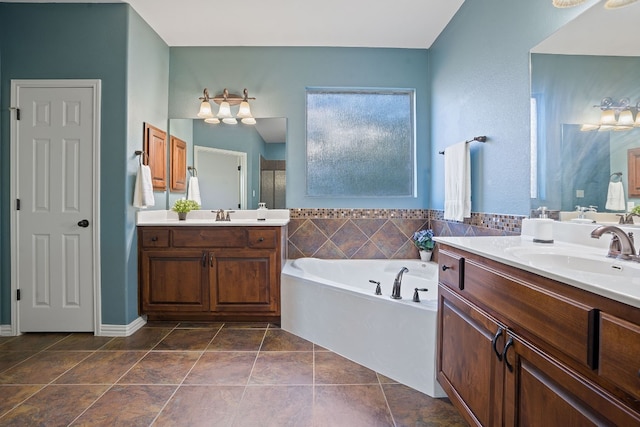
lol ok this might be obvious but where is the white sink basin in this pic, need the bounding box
[504,246,640,278]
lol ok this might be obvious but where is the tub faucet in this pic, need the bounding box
[590,225,638,261]
[391,267,409,300]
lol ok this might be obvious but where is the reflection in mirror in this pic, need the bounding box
[560,124,610,211]
[169,118,286,210]
[195,145,247,209]
[529,4,640,220]
[530,52,640,217]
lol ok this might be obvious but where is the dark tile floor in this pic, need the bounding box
[0,322,467,426]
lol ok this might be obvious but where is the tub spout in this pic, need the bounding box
[391,267,409,299]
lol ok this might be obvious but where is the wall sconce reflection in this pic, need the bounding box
[581,97,640,132]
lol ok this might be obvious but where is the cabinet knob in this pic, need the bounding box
[258,237,265,242]
[151,236,158,242]
[441,265,451,271]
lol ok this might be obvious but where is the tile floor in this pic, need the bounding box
[0,322,467,426]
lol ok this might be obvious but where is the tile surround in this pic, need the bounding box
[287,208,524,259]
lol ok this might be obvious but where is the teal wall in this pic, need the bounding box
[169,47,431,209]
[124,8,170,324]
[429,0,590,215]
[0,3,169,326]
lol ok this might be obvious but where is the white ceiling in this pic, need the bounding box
[1,0,465,48]
[5,1,637,53]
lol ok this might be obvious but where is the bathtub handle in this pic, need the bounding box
[492,327,504,361]
[412,288,429,302]
[369,280,382,295]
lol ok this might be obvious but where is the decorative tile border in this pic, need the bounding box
[289,208,431,220]
[429,210,524,235]
[286,209,526,260]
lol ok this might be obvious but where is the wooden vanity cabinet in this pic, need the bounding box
[437,244,640,427]
[138,225,286,322]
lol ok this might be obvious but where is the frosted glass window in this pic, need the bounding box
[306,89,415,197]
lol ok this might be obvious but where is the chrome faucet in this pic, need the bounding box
[391,267,409,300]
[590,225,638,261]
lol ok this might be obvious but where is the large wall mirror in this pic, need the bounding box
[530,4,640,218]
[168,117,286,210]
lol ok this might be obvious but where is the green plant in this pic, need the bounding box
[172,199,200,213]
[632,205,640,216]
[412,229,435,251]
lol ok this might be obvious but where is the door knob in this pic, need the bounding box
[77,219,89,228]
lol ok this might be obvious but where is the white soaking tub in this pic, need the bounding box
[281,257,445,398]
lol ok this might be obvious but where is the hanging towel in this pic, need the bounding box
[133,162,155,208]
[444,141,471,222]
[187,176,202,206]
[605,181,626,211]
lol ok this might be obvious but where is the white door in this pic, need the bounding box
[11,80,100,333]
[194,146,247,210]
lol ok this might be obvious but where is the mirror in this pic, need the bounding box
[530,4,640,218]
[168,118,286,210]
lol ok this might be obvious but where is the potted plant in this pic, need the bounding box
[412,229,435,261]
[172,199,200,220]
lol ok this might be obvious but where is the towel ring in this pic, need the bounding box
[134,150,149,165]
[609,172,622,182]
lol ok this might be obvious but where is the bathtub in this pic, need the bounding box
[281,258,445,398]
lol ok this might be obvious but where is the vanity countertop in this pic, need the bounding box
[435,222,640,310]
[136,209,290,227]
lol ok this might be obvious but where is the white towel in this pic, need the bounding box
[444,141,471,222]
[133,163,155,208]
[605,181,625,211]
[187,176,201,206]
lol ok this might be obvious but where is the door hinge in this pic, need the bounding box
[238,203,241,208]
[16,289,21,301]
[238,165,241,171]
[16,199,20,210]
[10,107,20,120]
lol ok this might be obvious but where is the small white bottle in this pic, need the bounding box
[257,202,267,221]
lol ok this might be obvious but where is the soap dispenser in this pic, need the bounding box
[532,206,554,244]
[257,202,267,221]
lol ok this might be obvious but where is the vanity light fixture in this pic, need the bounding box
[553,0,638,7]
[580,97,640,132]
[197,88,256,125]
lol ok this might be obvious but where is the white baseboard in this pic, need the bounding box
[97,316,147,337]
[0,325,13,336]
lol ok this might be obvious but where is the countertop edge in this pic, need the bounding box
[435,236,640,310]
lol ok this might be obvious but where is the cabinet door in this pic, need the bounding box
[140,250,209,312]
[209,249,278,313]
[503,331,640,427]
[438,285,505,427]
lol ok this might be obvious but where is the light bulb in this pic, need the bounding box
[216,101,232,119]
[197,101,213,118]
